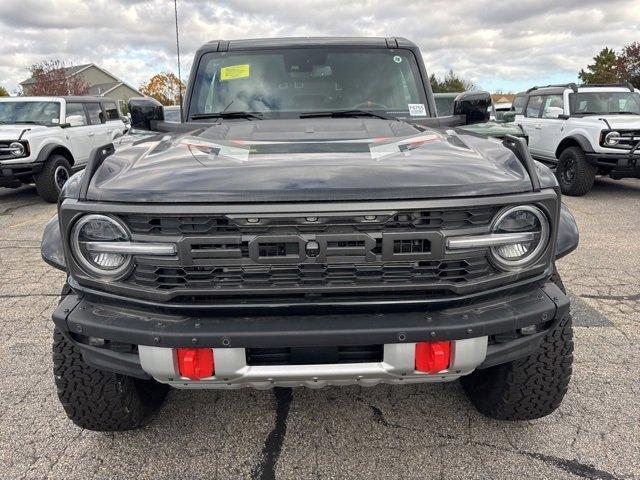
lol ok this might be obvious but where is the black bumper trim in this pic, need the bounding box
[54,281,568,355]
[585,152,640,178]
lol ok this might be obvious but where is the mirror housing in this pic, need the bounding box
[128,97,164,131]
[453,91,492,125]
[543,106,564,119]
[65,114,85,127]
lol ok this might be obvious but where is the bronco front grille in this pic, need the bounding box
[116,206,504,301]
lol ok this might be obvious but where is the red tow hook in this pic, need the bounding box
[177,348,215,380]
[415,341,451,374]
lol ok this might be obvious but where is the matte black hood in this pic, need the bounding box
[88,118,535,203]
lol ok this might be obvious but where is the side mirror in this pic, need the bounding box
[543,106,564,119]
[502,111,517,123]
[66,115,85,127]
[128,97,164,131]
[453,91,492,125]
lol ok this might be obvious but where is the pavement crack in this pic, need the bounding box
[251,387,292,480]
[520,451,622,480]
[474,441,622,480]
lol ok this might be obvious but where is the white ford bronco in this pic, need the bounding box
[0,96,126,202]
[515,83,640,195]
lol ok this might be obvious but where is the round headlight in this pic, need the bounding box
[604,131,621,146]
[9,141,25,156]
[71,214,131,277]
[490,205,549,270]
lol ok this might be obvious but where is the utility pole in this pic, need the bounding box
[174,0,183,120]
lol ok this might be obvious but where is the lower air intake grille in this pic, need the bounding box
[246,345,384,366]
[131,257,493,292]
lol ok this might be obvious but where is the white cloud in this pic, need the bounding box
[1,0,639,94]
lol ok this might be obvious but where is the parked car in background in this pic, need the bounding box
[43,37,578,432]
[516,82,640,195]
[434,92,527,140]
[0,96,126,202]
[163,105,181,122]
[491,102,512,122]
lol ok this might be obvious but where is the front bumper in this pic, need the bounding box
[53,280,569,388]
[0,161,42,187]
[586,152,640,179]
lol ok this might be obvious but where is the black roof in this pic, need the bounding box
[61,96,110,102]
[198,36,417,53]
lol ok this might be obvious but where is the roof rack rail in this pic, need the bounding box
[502,135,540,192]
[525,83,578,94]
[578,81,635,92]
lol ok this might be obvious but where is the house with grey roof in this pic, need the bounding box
[20,64,144,112]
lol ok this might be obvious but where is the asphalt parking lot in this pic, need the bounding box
[0,178,638,480]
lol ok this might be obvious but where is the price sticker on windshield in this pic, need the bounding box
[220,64,251,81]
[408,104,427,116]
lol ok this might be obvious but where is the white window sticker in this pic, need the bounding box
[393,55,402,63]
[408,104,426,116]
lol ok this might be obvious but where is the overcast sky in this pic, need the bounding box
[1,0,639,94]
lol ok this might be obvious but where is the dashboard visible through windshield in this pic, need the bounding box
[0,101,61,125]
[569,91,640,115]
[188,48,428,119]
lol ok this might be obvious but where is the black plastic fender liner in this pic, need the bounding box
[35,142,74,164]
[78,143,115,200]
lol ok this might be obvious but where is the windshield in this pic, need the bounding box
[569,91,640,115]
[189,48,428,118]
[0,101,61,125]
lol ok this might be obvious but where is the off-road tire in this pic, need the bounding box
[556,146,596,196]
[34,154,71,203]
[461,268,573,420]
[52,329,169,431]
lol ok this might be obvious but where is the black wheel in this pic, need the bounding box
[52,329,169,431]
[461,268,573,420]
[556,146,596,196]
[34,154,71,203]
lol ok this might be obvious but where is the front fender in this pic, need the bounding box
[556,203,579,259]
[41,214,66,270]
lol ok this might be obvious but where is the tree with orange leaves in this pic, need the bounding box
[139,72,185,106]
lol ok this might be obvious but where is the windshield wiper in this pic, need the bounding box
[614,111,640,115]
[191,111,263,120]
[299,110,399,121]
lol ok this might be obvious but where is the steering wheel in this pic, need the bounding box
[350,101,389,110]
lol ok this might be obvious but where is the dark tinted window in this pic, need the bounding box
[512,95,526,114]
[103,102,119,120]
[525,96,543,118]
[85,103,105,124]
[65,103,88,126]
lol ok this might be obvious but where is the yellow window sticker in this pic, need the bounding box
[220,64,250,81]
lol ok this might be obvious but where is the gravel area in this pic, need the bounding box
[0,178,638,480]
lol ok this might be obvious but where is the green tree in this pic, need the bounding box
[0,85,9,97]
[618,41,640,88]
[578,47,621,84]
[430,69,475,93]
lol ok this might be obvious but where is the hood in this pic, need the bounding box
[0,124,47,139]
[579,115,640,129]
[87,118,535,203]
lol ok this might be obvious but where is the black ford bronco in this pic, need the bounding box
[42,37,579,431]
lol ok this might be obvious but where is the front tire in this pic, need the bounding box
[34,154,71,203]
[52,329,169,431]
[461,269,573,420]
[556,146,596,196]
